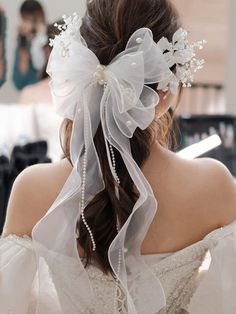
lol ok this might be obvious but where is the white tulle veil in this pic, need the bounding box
[31,13,205,314]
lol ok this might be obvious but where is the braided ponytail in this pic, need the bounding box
[61,0,180,275]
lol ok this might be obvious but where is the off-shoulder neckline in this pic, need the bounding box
[1,218,236,258]
[142,218,236,258]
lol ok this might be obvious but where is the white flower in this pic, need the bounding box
[157,73,179,95]
[49,12,82,48]
[157,28,206,91]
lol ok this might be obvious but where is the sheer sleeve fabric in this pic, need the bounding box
[188,220,236,314]
[0,235,37,314]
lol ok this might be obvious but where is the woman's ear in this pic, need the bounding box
[155,90,172,118]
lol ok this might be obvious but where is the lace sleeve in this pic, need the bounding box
[187,220,236,314]
[0,235,37,314]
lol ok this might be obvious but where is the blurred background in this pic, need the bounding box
[0,0,235,231]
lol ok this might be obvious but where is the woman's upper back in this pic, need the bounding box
[3,143,236,256]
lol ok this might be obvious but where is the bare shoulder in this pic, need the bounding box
[142,147,236,253]
[143,146,236,232]
[2,158,72,237]
[183,157,236,226]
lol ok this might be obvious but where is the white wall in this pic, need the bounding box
[226,0,236,114]
[174,0,229,85]
[0,0,86,103]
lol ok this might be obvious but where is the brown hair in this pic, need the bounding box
[20,0,46,23]
[40,20,65,80]
[60,0,181,276]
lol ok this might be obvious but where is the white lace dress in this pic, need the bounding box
[1,219,236,314]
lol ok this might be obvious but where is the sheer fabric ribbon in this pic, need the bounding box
[32,26,173,313]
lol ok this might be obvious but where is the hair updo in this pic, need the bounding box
[60,0,180,275]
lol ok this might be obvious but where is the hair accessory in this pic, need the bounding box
[94,65,107,85]
[157,28,206,94]
[31,12,205,314]
[50,14,206,96]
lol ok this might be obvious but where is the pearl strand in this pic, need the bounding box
[113,246,122,313]
[108,133,120,200]
[108,134,122,313]
[113,214,122,313]
[102,83,123,312]
[80,113,96,251]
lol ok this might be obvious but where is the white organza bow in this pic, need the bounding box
[48,27,172,135]
[32,26,172,314]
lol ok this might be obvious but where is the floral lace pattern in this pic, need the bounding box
[1,221,236,314]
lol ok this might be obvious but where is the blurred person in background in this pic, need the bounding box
[0,5,6,87]
[12,0,47,90]
[19,20,64,105]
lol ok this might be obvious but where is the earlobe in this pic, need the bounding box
[163,91,170,101]
[155,91,173,119]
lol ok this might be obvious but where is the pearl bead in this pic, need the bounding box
[94,64,107,86]
[136,37,143,44]
[96,64,104,71]
[93,72,100,79]
[98,79,105,86]
[126,120,132,127]
[131,62,137,67]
